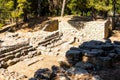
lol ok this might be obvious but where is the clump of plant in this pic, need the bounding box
[0,23,4,29]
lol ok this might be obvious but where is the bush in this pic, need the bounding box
[0,23,4,29]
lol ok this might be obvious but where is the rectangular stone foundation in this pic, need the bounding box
[59,18,112,42]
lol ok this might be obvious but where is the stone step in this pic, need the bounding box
[38,36,60,45]
[0,45,32,58]
[48,40,66,48]
[41,37,60,46]
[0,47,36,62]
[0,55,15,62]
[0,41,29,54]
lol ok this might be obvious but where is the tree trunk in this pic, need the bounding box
[61,0,66,17]
[37,0,41,17]
[112,0,116,30]
[23,8,28,22]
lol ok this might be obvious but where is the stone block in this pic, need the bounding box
[97,57,112,68]
[101,43,114,51]
[75,62,94,70]
[66,50,82,62]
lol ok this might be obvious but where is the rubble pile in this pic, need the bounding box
[0,68,27,80]
[66,40,120,70]
[30,65,101,80]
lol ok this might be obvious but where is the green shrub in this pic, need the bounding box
[0,23,4,29]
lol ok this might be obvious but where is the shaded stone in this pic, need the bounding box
[75,62,94,70]
[97,57,112,68]
[92,75,102,80]
[101,43,114,51]
[29,78,37,80]
[66,50,82,64]
[34,68,52,79]
[58,61,71,68]
[70,47,81,51]
[108,53,117,58]
[84,51,100,57]
[66,67,88,78]
[114,41,120,45]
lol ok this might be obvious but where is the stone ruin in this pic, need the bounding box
[1,17,119,80]
[29,39,120,80]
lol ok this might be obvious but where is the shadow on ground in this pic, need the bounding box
[29,39,120,80]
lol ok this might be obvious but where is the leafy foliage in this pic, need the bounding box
[0,0,120,27]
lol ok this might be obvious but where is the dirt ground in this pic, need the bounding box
[7,54,63,80]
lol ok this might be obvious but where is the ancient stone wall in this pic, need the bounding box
[59,18,112,42]
[0,41,41,68]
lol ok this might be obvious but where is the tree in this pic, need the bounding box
[61,0,66,16]
[67,0,90,16]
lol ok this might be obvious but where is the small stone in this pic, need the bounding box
[66,50,82,61]
[70,47,81,51]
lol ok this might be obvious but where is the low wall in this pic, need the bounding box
[59,18,112,43]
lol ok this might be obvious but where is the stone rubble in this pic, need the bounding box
[66,40,120,70]
[0,68,27,80]
[30,65,102,80]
